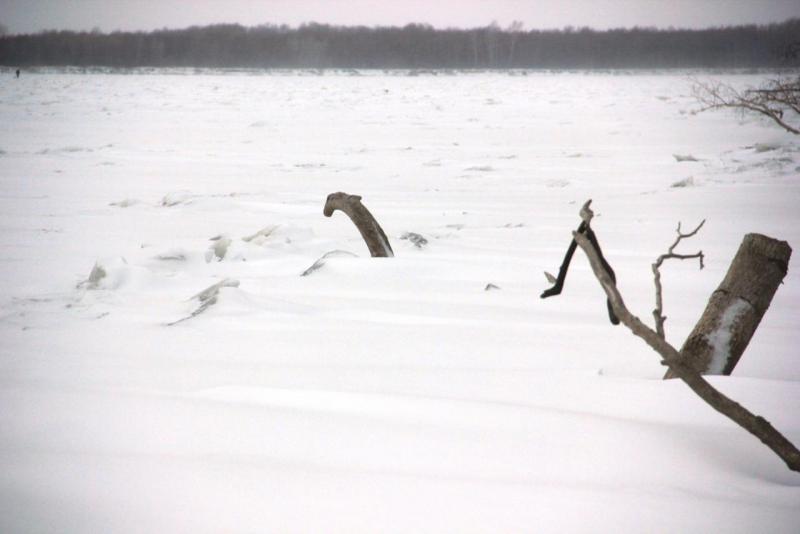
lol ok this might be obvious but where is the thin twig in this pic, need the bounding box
[651,220,705,339]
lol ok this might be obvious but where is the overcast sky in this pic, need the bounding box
[2,0,799,34]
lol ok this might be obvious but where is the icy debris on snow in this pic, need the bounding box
[154,249,188,262]
[206,235,232,262]
[168,278,240,326]
[673,154,700,162]
[400,232,428,248]
[192,278,240,302]
[753,142,780,153]
[705,298,752,374]
[465,165,494,172]
[670,176,696,188]
[241,225,279,244]
[37,146,94,155]
[82,263,108,289]
[301,250,358,277]
[484,283,501,291]
[109,198,140,208]
[161,191,194,207]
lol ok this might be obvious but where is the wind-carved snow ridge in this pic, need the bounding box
[705,298,752,374]
[301,250,358,276]
[241,225,278,244]
[167,278,240,326]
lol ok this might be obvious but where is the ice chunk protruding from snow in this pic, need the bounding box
[78,257,127,290]
[206,234,232,262]
[705,298,752,374]
[753,142,781,153]
[77,257,154,291]
[673,154,700,162]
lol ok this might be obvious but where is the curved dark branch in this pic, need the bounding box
[541,200,619,324]
[324,192,394,258]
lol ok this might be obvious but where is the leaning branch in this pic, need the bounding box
[572,216,800,473]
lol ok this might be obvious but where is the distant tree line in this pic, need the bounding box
[1,19,799,69]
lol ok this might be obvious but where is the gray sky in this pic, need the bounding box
[2,0,799,34]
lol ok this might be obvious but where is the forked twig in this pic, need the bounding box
[652,220,705,339]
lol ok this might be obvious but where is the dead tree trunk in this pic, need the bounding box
[665,234,791,379]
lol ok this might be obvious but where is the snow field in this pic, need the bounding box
[1,70,799,532]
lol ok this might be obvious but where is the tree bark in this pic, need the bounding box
[665,234,791,379]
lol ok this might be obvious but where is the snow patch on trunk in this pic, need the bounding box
[705,298,752,374]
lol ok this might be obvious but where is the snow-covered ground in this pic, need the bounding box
[1,69,799,533]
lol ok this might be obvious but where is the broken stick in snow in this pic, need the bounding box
[323,192,394,257]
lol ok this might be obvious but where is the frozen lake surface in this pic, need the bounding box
[1,70,799,532]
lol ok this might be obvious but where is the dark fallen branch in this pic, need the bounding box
[541,201,619,325]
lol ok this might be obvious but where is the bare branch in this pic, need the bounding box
[651,220,706,339]
[691,77,800,135]
[572,206,800,473]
